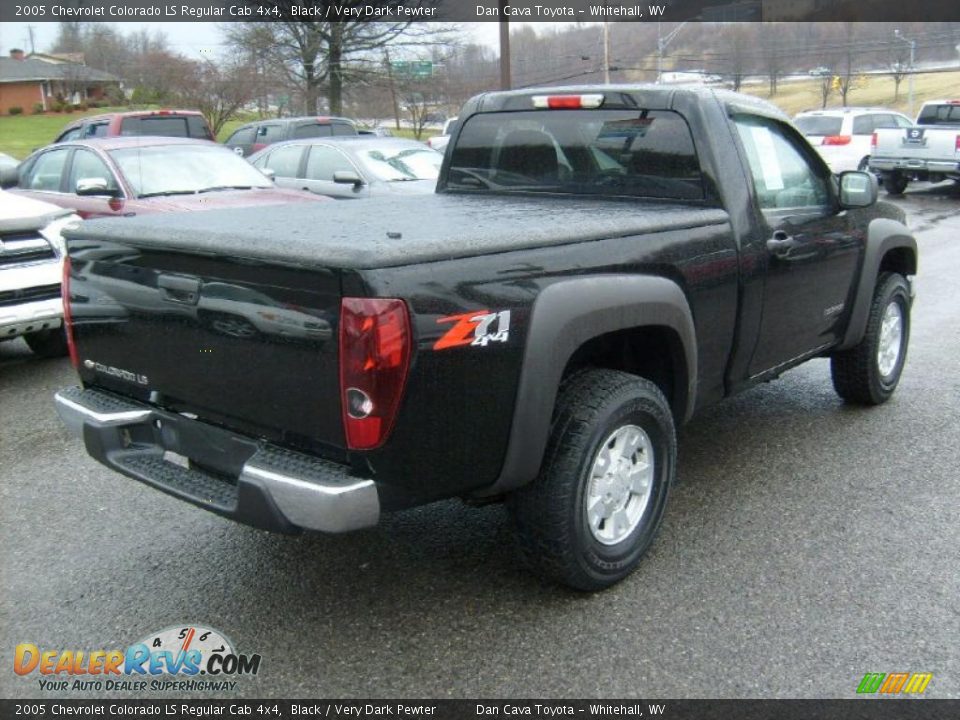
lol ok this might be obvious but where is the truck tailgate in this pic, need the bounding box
[66,236,345,454]
[875,126,958,160]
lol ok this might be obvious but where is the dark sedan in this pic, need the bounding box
[248,137,443,199]
[1,137,324,219]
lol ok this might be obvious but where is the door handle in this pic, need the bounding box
[766,231,797,258]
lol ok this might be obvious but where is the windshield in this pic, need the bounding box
[446,109,704,200]
[356,144,443,181]
[109,144,273,197]
[794,116,843,136]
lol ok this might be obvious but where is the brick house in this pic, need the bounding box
[0,49,120,115]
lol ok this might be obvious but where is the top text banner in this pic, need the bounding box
[3,0,959,24]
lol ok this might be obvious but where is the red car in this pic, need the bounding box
[53,110,214,143]
[3,137,324,219]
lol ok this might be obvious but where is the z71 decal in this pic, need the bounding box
[434,310,511,350]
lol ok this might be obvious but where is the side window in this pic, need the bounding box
[68,149,119,193]
[227,127,256,146]
[851,115,874,135]
[734,116,830,211]
[894,115,914,128]
[22,148,70,192]
[257,125,284,143]
[305,146,355,181]
[261,145,304,178]
[56,127,82,143]
[872,114,902,130]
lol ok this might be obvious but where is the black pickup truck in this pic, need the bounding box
[54,86,917,590]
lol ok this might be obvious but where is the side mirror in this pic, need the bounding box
[333,170,364,188]
[0,166,18,189]
[260,168,276,181]
[838,171,877,209]
[233,146,245,157]
[75,177,119,197]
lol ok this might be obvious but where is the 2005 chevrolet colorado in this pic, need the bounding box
[54,86,917,590]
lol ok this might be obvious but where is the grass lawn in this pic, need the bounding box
[0,107,129,160]
[739,69,960,117]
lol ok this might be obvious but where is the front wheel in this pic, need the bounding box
[831,272,911,405]
[508,369,676,591]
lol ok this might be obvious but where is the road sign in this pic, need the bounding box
[391,61,433,79]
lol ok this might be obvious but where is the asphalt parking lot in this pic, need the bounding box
[2,183,958,699]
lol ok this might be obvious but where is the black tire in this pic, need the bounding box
[831,272,911,405]
[884,171,908,196]
[23,328,69,358]
[857,156,870,172]
[508,369,676,591]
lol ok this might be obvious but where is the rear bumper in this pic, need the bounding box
[54,386,379,534]
[0,297,62,340]
[870,157,960,175]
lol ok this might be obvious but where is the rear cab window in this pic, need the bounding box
[121,115,201,138]
[916,103,960,125]
[794,116,843,137]
[331,122,357,136]
[446,108,704,201]
[292,123,333,140]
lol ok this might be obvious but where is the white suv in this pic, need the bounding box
[794,108,913,174]
[0,190,79,357]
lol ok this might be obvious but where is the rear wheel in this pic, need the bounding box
[831,273,910,405]
[884,171,908,196]
[24,328,69,358]
[857,156,870,172]
[508,369,676,591]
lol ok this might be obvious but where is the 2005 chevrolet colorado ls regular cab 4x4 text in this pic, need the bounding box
[54,86,917,590]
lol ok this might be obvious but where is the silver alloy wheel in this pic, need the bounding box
[877,300,903,378]
[585,424,654,545]
[212,317,257,338]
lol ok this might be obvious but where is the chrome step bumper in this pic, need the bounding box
[54,386,379,534]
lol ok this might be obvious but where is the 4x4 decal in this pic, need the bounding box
[434,310,511,350]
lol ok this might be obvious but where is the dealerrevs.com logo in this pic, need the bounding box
[14,625,261,693]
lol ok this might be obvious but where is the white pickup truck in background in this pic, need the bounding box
[870,99,960,195]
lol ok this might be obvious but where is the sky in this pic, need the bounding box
[0,21,512,60]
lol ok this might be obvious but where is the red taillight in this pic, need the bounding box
[339,298,411,450]
[871,132,878,149]
[822,135,852,146]
[955,134,960,153]
[62,257,79,369]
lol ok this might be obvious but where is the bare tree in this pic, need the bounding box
[818,74,834,109]
[721,25,751,92]
[225,4,455,116]
[836,22,858,106]
[760,26,784,96]
[178,57,257,136]
[886,40,911,102]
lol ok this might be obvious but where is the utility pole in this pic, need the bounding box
[384,48,401,131]
[603,21,611,84]
[498,10,511,90]
[27,26,36,55]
